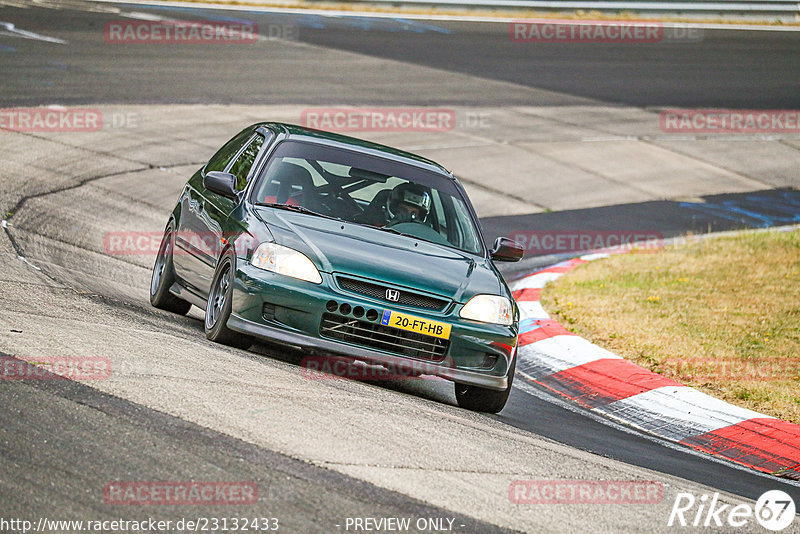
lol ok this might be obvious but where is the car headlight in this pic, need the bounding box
[459,295,513,326]
[250,243,322,284]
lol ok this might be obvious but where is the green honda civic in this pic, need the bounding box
[150,123,523,412]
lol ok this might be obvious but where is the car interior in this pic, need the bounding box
[254,156,482,253]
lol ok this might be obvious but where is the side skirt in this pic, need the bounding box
[169,282,207,311]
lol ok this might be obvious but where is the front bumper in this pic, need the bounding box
[228,263,518,390]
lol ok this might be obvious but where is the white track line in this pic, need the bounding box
[598,386,774,441]
[510,271,562,291]
[0,21,67,43]
[517,335,621,379]
[516,300,549,320]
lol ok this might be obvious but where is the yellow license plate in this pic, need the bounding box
[380,310,451,340]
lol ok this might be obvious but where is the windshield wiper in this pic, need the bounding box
[256,204,419,240]
[254,202,341,221]
[356,222,417,240]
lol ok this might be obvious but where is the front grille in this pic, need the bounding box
[320,313,449,362]
[336,276,449,311]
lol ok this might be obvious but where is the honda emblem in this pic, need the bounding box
[385,289,400,302]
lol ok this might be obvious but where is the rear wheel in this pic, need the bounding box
[150,222,192,315]
[205,251,253,350]
[454,358,515,413]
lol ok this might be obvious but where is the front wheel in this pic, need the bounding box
[205,251,253,350]
[454,358,515,413]
[150,222,192,315]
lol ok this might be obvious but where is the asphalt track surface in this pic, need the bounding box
[1,2,800,532]
[0,353,508,533]
[0,2,799,108]
[297,20,800,109]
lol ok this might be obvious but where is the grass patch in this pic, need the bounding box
[542,229,800,423]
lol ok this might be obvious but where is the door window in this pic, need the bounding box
[227,134,266,191]
[204,127,256,175]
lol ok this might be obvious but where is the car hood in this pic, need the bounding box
[254,208,502,303]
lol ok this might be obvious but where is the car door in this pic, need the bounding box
[191,130,269,295]
[173,127,255,293]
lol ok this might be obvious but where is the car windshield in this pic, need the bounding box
[251,140,483,255]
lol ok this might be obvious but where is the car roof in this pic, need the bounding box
[258,122,455,179]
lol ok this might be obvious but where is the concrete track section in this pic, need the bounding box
[0,104,790,532]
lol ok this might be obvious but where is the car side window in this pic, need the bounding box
[204,128,255,175]
[227,134,266,191]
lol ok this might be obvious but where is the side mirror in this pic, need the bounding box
[204,171,238,198]
[491,237,524,262]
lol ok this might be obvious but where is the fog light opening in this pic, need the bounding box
[481,353,499,369]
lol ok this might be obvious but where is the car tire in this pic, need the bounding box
[205,250,253,350]
[150,222,192,315]
[454,357,515,413]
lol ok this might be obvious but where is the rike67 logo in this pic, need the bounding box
[668,490,796,531]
